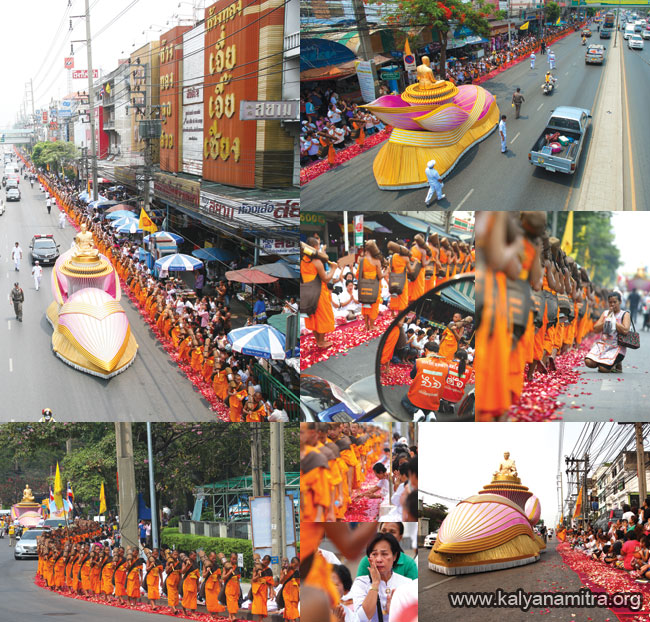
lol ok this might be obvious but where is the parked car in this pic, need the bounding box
[424,532,438,548]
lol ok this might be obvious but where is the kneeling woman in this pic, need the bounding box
[584,292,631,373]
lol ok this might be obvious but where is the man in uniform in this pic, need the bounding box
[46,197,52,214]
[512,87,525,119]
[10,282,24,321]
[424,160,445,205]
[401,341,450,421]
[11,242,22,271]
[32,260,43,291]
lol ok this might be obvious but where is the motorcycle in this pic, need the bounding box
[541,78,557,95]
[582,38,586,46]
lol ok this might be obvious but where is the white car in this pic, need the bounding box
[0,200,4,215]
[628,34,644,49]
[424,532,438,548]
[14,529,46,560]
[643,28,650,40]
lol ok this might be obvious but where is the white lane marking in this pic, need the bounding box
[7,320,10,331]
[421,576,458,591]
[537,103,544,111]
[455,188,474,210]
[565,71,569,76]
[9,358,12,372]
[510,132,520,145]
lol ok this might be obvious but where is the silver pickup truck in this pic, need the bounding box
[528,106,591,174]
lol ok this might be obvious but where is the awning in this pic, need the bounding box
[300,54,393,82]
[301,38,357,71]
[441,282,475,314]
[388,213,461,239]
[338,221,392,233]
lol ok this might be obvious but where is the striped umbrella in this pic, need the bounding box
[107,210,137,220]
[227,325,287,360]
[143,231,184,243]
[115,221,143,234]
[110,215,138,228]
[154,253,203,272]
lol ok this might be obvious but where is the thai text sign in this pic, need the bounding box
[200,190,299,229]
[71,69,99,79]
[239,100,299,121]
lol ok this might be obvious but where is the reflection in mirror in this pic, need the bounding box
[375,275,475,421]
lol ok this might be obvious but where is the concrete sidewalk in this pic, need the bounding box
[574,39,623,210]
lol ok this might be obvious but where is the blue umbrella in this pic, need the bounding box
[111,215,138,228]
[192,247,235,262]
[115,221,143,234]
[107,210,137,220]
[227,325,288,360]
[144,231,184,243]
[154,253,203,272]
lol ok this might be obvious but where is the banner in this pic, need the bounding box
[182,23,205,176]
[71,69,99,79]
[354,214,364,246]
[200,191,299,229]
[259,238,300,256]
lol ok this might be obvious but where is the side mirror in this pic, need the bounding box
[374,274,475,421]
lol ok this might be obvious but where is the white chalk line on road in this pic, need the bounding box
[7,320,9,331]
[537,103,544,111]
[9,358,12,372]
[510,132,520,145]
[421,576,458,592]
[455,188,474,210]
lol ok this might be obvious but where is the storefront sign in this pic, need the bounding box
[183,23,204,176]
[154,172,201,211]
[354,214,364,246]
[71,69,98,79]
[380,69,401,80]
[200,190,299,229]
[355,60,377,103]
[182,104,204,176]
[239,100,299,121]
[300,211,326,226]
[259,238,300,256]
[114,166,137,188]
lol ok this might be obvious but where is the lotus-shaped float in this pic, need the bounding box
[363,81,499,189]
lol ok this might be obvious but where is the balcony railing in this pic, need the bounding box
[284,31,299,58]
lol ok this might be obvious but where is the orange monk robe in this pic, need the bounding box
[54,557,66,588]
[380,325,401,366]
[339,443,359,498]
[147,565,161,600]
[72,559,82,591]
[425,245,438,292]
[357,261,381,321]
[201,357,215,383]
[114,562,128,597]
[301,523,339,607]
[316,440,342,512]
[300,445,331,521]
[212,369,229,401]
[46,557,56,586]
[438,327,459,360]
[335,453,350,514]
[246,404,268,422]
[225,569,241,615]
[126,566,140,599]
[166,568,181,607]
[302,257,335,335]
[283,575,300,620]
[408,247,425,302]
[90,562,102,593]
[181,568,200,610]
[190,347,204,372]
[162,317,173,339]
[229,388,247,422]
[204,570,226,613]
[102,561,114,595]
[170,326,182,349]
[80,559,92,592]
[388,254,409,312]
[251,568,274,615]
[178,337,192,362]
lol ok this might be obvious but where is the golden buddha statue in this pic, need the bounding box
[493,452,518,480]
[416,56,437,90]
[72,223,99,261]
[401,56,459,104]
[22,484,35,503]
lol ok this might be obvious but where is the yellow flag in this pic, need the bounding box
[139,207,157,233]
[519,21,529,31]
[556,16,561,25]
[404,37,412,57]
[560,212,573,255]
[53,462,63,511]
[573,486,583,519]
[99,482,107,515]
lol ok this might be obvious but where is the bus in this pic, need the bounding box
[601,11,615,39]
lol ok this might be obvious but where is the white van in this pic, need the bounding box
[624,24,636,39]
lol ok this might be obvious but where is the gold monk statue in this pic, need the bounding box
[494,451,518,479]
[72,223,99,260]
[22,484,35,503]
[416,56,446,91]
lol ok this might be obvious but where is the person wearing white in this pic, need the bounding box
[424,160,445,204]
[268,400,290,422]
[349,533,413,622]
[388,579,418,622]
[530,52,536,69]
[549,50,556,69]
[11,242,22,271]
[499,115,507,153]
[32,261,43,291]
[356,463,391,507]
[333,282,360,322]
[59,211,66,229]
[332,564,361,622]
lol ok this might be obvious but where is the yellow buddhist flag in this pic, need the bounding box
[520,21,529,30]
[561,212,573,255]
[556,16,561,25]
[53,462,63,511]
[99,482,107,515]
[404,37,412,57]
[139,207,157,233]
[573,486,583,520]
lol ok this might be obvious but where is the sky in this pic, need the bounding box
[611,212,650,276]
[0,0,209,126]
[419,423,587,528]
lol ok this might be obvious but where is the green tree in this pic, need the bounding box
[420,502,449,530]
[545,2,561,24]
[369,0,502,79]
[31,141,79,175]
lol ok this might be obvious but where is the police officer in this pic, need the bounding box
[46,197,51,214]
[401,341,450,421]
[32,260,43,291]
[10,282,24,321]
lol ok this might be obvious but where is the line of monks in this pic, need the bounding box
[36,523,299,621]
[301,422,388,522]
[301,232,475,348]
[475,212,605,421]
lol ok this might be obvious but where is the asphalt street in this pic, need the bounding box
[0,175,213,421]
[0,542,168,622]
[419,538,613,622]
[559,327,650,421]
[302,27,645,211]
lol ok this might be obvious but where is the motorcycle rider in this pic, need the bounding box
[582,35,587,45]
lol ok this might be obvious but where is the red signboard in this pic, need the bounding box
[159,26,191,173]
[42,111,48,123]
[72,69,99,80]
[94,105,109,159]
[64,57,74,69]
[202,0,262,188]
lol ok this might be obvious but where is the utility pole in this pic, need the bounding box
[146,422,159,550]
[251,423,264,498]
[351,0,373,61]
[29,79,36,144]
[115,423,138,550]
[270,424,286,578]
[84,0,98,201]
[635,423,647,504]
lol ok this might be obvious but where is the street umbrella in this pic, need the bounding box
[107,210,137,220]
[192,247,235,262]
[144,231,184,243]
[225,268,278,284]
[110,215,138,228]
[105,203,137,214]
[115,221,143,234]
[154,253,203,272]
[227,324,287,360]
[255,260,299,279]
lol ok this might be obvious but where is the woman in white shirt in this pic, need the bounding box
[332,564,360,622]
[355,463,390,508]
[349,533,413,622]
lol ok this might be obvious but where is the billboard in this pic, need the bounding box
[202,0,262,188]
[200,191,300,229]
[94,105,109,159]
[159,26,191,173]
[249,495,297,561]
[182,23,204,176]
[71,69,99,79]
[259,238,300,256]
